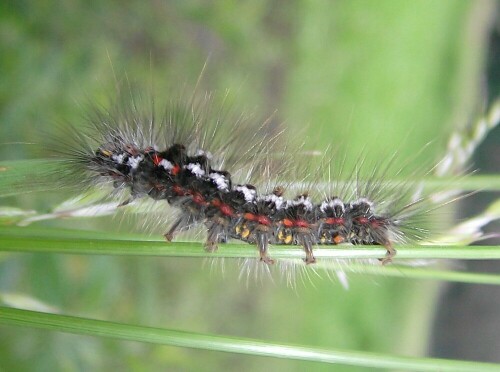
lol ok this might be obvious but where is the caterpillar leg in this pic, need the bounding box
[204,241,218,253]
[205,218,229,253]
[256,228,274,265]
[164,217,184,242]
[117,198,133,207]
[380,242,396,265]
[299,232,316,264]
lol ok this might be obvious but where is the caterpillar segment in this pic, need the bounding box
[275,193,317,264]
[316,197,350,245]
[347,198,396,265]
[231,187,285,264]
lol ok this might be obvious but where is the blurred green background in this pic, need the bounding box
[0,1,497,371]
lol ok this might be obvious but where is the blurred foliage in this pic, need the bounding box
[0,0,496,371]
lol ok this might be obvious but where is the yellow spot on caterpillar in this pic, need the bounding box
[235,224,250,239]
[278,229,293,244]
[241,227,250,239]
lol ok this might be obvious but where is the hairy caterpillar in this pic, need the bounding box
[55,85,461,267]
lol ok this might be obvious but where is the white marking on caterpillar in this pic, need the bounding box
[235,185,256,203]
[260,194,285,210]
[159,159,174,171]
[320,198,345,213]
[196,149,213,160]
[209,172,229,191]
[287,195,313,211]
[127,155,144,169]
[112,153,125,164]
[186,163,205,177]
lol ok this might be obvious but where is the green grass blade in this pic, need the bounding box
[1,226,499,286]
[0,307,498,371]
[1,230,500,261]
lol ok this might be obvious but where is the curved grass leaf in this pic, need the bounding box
[0,307,498,371]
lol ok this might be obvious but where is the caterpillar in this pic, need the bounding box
[56,85,457,266]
